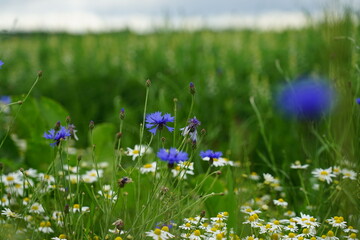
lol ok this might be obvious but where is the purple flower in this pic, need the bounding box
[0,96,11,105]
[356,98,360,105]
[43,126,71,147]
[200,150,222,159]
[157,148,188,164]
[180,117,201,142]
[0,60,4,69]
[276,78,335,120]
[145,111,174,135]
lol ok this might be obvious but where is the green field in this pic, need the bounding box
[0,10,359,240]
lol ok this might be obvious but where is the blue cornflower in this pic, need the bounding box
[0,96,11,105]
[200,150,222,159]
[276,77,335,120]
[200,150,223,166]
[145,111,174,135]
[157,148,188,165]
[43,126,71,147]
[180,117,201,142]
[0,60,4,69]
[356,98,360,105]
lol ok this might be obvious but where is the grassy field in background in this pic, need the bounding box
[0,10,360,239]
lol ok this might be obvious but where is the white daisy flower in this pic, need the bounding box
[344,226,359,233]
[171,161,194,179]
[344,233,358,240]
[311,167,336,184]
[249,172,260,181]
[38,221,54,233]
[29,202,45,214]
[145,226,174,240]
[290,161,309,169]
[2,172,22,185]
[341,169,357,180]
[332,166,342,175]
[126,145,152,160]
[273,198,288,208]
[1,208,20,218]
[51,234,67,240]
[327,216,347,229]
[1,195,10,206]
[38,174,55,184]
[240,206,262,215]
[140,162,157,174]
[72,204,90,213]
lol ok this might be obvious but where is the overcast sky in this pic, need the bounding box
[0,0,359,32]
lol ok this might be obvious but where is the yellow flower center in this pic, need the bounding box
[278,198,284,202]
[32,205,39,210]
[59,234,67,239]
[271,234,279,240]
[320,171,329,176]
[213,158,219,162]
[73,204,80,209]
[175,166,181,171]
[248,237,254,240]
[298,237,304,240]
[6,176,14,181]
[46,221,51,227]
[161,226,169,232]
[44,175,50,179]
[114,237,123,240]
[273,220,280,225]
[246,208,252,212]
[223,212,229,216]
[185,223,191,228]
[194,230,201,236]
[1,198,6,203]
[350,233,357,239]
[288,233,296,238]
[327,231,334,237]
[154,228,161,235]
[288,225,294,228]
[144,164,153,168]
[216,233,224,240]
[133,150,140,154]
[303,228,309,234]
[40,221,46,227]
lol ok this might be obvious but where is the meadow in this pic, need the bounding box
[0,9,359,240]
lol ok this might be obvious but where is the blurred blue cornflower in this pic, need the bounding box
[200,150,222,159]
[356,98,360,105]
[276,77,335,120]
[145,111,174,135]
[0,96,11,104]
[43,125,71,147]
[0,60,4,68]
[180,117,201,142]
[157,148,188,165]
[0,96,11,113]
[200,150,223,166]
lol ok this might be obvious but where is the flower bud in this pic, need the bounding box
[189,82,196,95]
[120,108,125,120]
[89,120,95,130]
[146,79,151,87]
